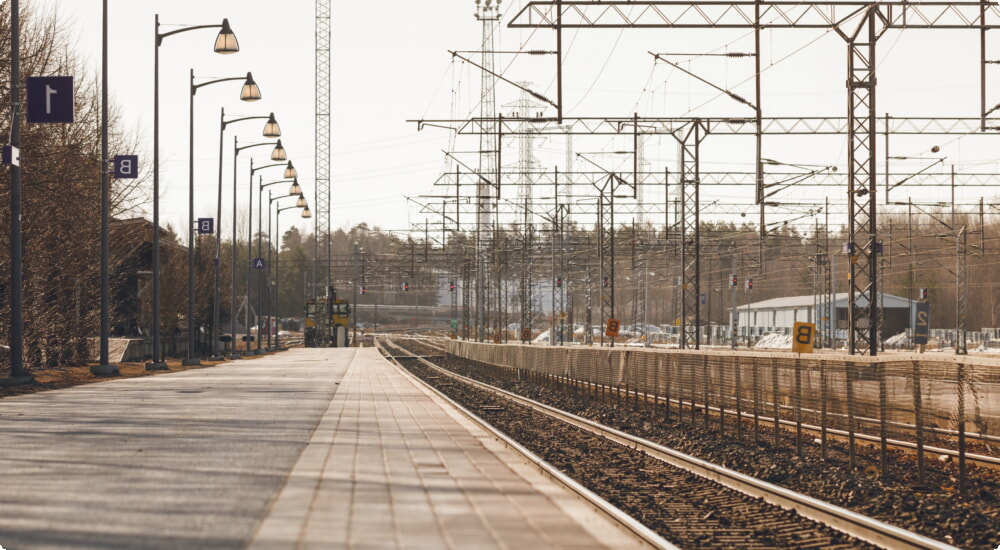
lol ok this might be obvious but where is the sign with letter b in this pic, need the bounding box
[197,218,214,235]
[605,318,621,338]
[114,155,138,179]
[791,322,815,354]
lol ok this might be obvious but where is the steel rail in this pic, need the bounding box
[396,341,960,550]
[375,338,679,550]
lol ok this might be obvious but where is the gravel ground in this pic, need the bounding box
[393,340,1000,550]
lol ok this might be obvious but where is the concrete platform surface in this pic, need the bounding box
[0,348,649,549]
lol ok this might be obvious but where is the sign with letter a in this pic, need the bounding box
[791,322,815,354]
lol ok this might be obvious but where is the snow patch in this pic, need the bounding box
[754,333,793,349]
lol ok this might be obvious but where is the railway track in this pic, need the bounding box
[379,337,964,550]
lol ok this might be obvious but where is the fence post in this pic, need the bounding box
[820,360,828,461]
[703,355,711,428]
[772,358,780,449]
[752,356,760,445]
[665,355,672,422]
[912,360,925,483]
[795,358,803,456]
[847,361,857,467]
[879,361,888,479]
[958,362,967,496]
[719,356,726,437]
[735,355,742,439]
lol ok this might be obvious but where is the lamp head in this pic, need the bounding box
[271,139,287,161]
[301,205,312,218]
[289,178,302,195]
[296,193,307,208]
[214,18,239,54]
[262,112,281,138]
[240,72,261,101]
[283,161,297,179]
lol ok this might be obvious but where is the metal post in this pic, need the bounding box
[246,159,255,355]
[93,0,117,375]
[8,0,26,379]
[731,253,738,349]
[184,69,201,365]
[266,194,275,350]
[256,176,265,353]
[210,108,225,360]
[148,14,166,370]
[230,137,240,359]
[274,208,281,351]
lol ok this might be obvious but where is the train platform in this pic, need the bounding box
[0,348,648,549]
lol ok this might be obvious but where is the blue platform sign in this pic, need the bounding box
[26,76,74,123]
[113,155,138,179]
[252,258,266,270]
[197,218,214,235]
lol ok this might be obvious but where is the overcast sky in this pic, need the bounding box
[31,0,1000,243]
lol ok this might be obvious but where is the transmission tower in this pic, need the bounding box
[315,0,331,293]
[475,0,500,342]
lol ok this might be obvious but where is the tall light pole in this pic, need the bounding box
[93,0,118,375]
[230,139,286,358]
[270,192,308,350]
[259,177,299,349]
[8,0,26,380]
[185,70,261,366]
[246,156,294,355]
[151,15,238,370]
[211,110,280,360]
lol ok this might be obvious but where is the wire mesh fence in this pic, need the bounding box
[447,341,1000,484]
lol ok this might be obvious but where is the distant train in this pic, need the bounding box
[304,287,351,347]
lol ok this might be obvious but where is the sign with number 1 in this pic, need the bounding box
[26,76,74,123]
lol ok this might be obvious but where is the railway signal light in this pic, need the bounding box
[361,286,366,295]
[449,281,455,292]
[404,282,409,292]
[603,276,609,287]
[919,287,928,300]
[746,278,753,291]
[556,276,563,288]
[730,274,737,287]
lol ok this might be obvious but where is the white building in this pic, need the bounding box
[734,292,914,342]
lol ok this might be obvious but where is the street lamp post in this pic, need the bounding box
[259,178,299,349]
[229,138,285,358]
[211,109,279,360]
[185,70,261,366]
[150,14,238,371]
[8,0,26,380]
[93,0,118,375]
[273,200,310,351]
[246,156,294,355]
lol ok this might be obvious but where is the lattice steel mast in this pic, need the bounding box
[475,0,500,341]
[508,0,1000,356]
[316,0,331,294]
